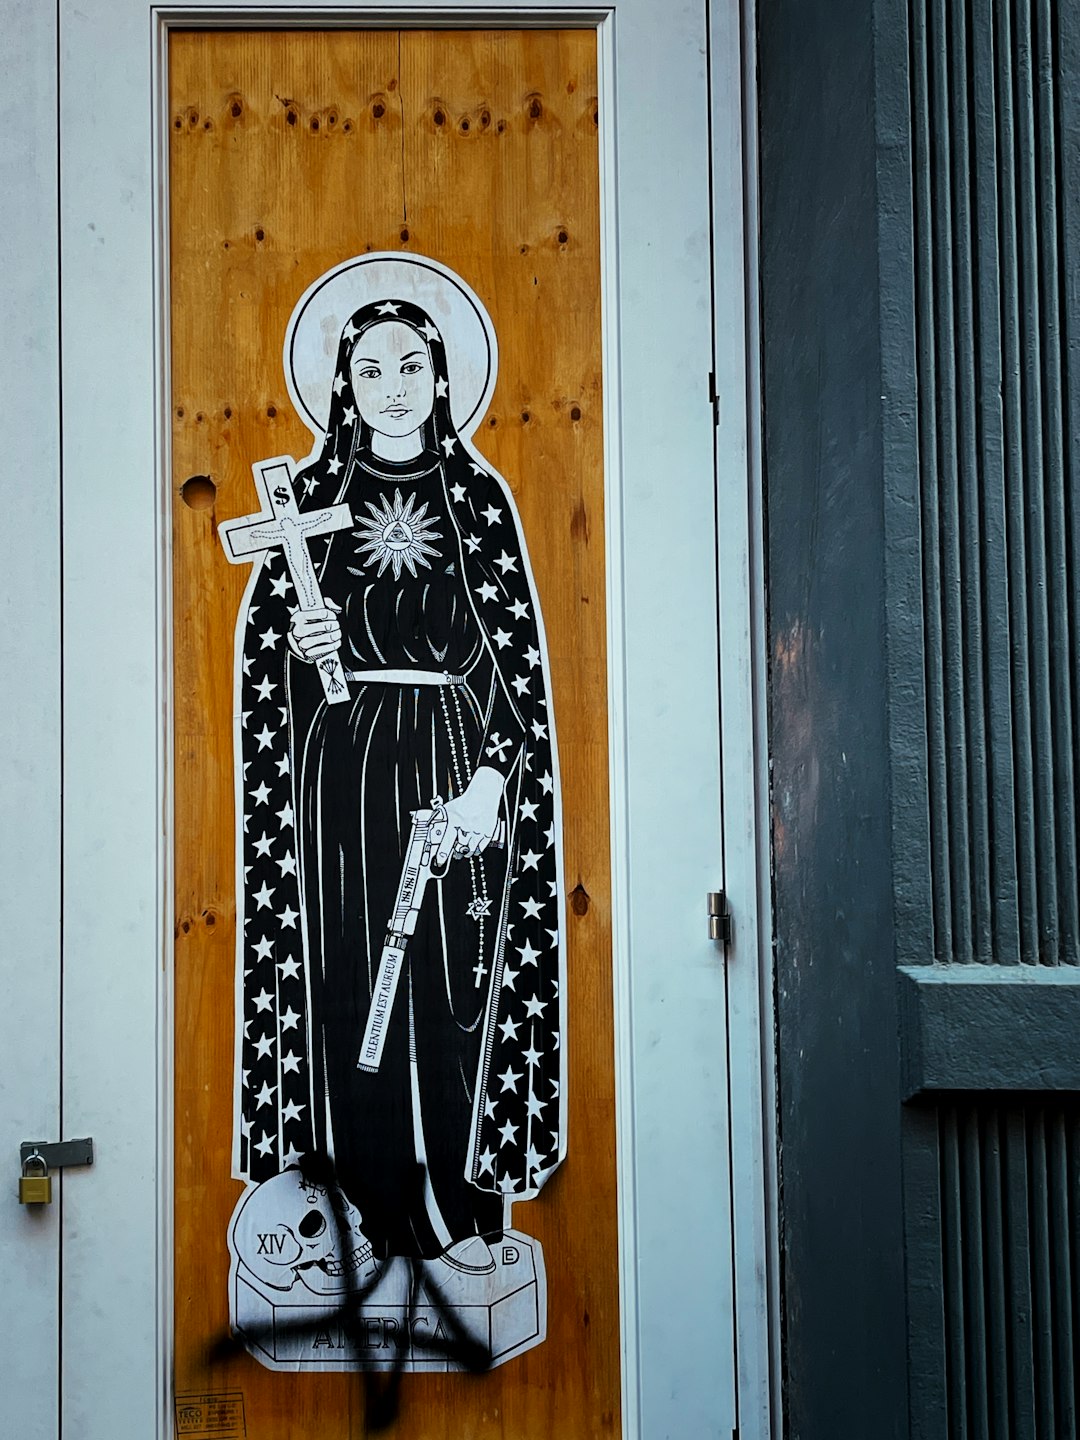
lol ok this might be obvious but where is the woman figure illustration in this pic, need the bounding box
[231,268,564,1280]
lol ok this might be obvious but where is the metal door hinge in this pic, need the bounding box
[707,892,732,944]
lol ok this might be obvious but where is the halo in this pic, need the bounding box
[284,252,498,440]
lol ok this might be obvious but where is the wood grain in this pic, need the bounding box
[170,27,616,1438]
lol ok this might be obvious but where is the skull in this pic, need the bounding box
[230,1169,379,1295]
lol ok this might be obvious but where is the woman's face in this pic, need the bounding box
[348,320,436,439]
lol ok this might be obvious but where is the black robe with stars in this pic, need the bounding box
[231,297,565,1259]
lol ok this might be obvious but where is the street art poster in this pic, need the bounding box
[219,254,566,1372]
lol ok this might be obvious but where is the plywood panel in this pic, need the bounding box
[170,27,615,1437]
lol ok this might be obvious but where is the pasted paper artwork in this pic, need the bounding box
[219,254,566,1372]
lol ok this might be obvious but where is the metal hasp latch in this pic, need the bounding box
[18,1138,94,1206]
[707,892,732,944]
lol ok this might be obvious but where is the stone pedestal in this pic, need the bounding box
[233,1230,546,1372]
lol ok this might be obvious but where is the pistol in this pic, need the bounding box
[357,807,448,1074]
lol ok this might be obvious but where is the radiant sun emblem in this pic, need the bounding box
[353,489,443,580]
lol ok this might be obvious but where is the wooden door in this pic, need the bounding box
[170,28,616,1437]
[45,3,759,1435]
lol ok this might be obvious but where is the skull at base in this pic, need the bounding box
[230,1169,380,1295]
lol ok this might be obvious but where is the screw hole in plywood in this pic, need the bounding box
[181,475,217,510]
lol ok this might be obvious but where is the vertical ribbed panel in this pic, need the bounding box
[909,0,1079,964]
[938,1098,1080,1439]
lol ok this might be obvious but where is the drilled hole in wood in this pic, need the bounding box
[181,475,216,510]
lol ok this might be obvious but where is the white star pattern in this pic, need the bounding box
[237,465,562,1194]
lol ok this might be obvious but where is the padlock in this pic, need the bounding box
[19,1153,52,1205]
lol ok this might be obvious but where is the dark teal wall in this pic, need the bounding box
[759,3,910,1435]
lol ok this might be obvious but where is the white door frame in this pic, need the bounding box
[0,2,776,1436]
[0,5,62,1435]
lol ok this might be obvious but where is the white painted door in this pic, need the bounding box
[1,3,770,1437]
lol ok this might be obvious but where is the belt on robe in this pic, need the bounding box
[344,668,467,686]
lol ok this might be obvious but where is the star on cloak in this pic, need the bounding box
[253,832,273,857]
[420,319,440,342]
[255,1080,277,1109]
[492,628,512,649]
[282,1050,301,1074]
[525,645,541,668]
[481,503,502,526]
[524,994,548,1018]
[450,482,467,503]
[435,375,449,398]
[342,320,358,341]
[477,581,499,603]
[281,1099,306,1124]
[498,1173,519,1194]
[470,462,486,477]
[268,575,290,600]
[252,935,274,961]
[519,798,539,821]
[523,1042,542,1068]
[327,455,343,476]
[526,1093,546,1120]
[254,1132,275,1158]
[280,1005,301,1031]
[498,1119,519,1148]
[343,406,357,426]
[278,904,300,929]
[277,953,301,979]
[531,719,548,741]
[377,301,400,316]
[521,897,543,920]
[254,724,275,751]
[498,1013,521,1042]
[497,1066,522,1092]
[441,435,457,456]
[253,989,273,1013]
[254,1033,274,1059]
[275,850,297,876]
[508,598,530,621]
[501,963,519,991]
[495,551,518,574]
[464,534,481,553]
[259,628,281,650]
[477,1147,496,1176]
[333,372,346,396]
[282,1144,304,1167]
[253,882,275,910]
[521,850,542,871]
[511,675,530,697]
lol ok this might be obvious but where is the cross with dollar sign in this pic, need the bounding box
[220,455,354,704]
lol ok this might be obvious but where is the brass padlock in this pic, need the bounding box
[19,1153,52,1205]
